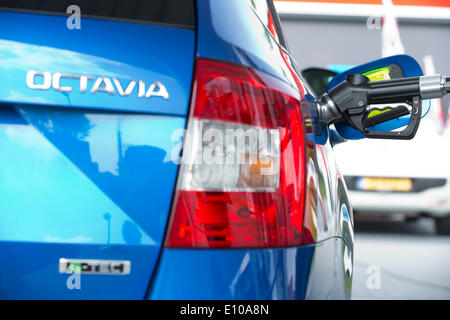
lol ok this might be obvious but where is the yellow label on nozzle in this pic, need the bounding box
[367,108,392,118]
[363,67,391,82]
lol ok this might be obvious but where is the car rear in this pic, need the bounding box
[0,0,348,299]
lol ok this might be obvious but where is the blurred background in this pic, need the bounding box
[275,0,450,299]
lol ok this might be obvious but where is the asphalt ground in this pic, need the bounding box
[351,218,450,299]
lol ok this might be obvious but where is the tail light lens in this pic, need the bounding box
[165,58,312,248]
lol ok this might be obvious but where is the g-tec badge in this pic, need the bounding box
[59,258,131,275]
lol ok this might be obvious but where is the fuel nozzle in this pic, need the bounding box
[318,73,450,139]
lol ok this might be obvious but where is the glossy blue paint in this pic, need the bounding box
[149,237,350,299]
[326,64,353,73]
[196,0,297,86]
[0,242,155,299]
[0,105,185,298]
[149,246,315,300]
[0,8,194,299]
[0,11,195,116]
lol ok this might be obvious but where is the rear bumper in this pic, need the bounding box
[147,237,351,300]
[148,247,313,299]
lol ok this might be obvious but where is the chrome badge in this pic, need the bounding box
[59,258,131,275]
[26,70,169,99]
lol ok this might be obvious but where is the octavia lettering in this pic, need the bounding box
[26,71,169,99]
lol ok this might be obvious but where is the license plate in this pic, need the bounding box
[356,177,413,192]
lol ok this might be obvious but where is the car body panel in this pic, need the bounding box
[0,0,354,299]
[196,0,297,88]
[0,242,155,299]
[0,105,185,299]
[0,11,195,116]
[149,0,354,299]
[0,9,192,299]
[149,237,349,300]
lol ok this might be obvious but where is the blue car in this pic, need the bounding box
[0,0,356,299]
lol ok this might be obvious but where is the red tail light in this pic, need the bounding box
[164,58,312,248]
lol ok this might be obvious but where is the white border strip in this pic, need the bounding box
[275,1,450,21]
